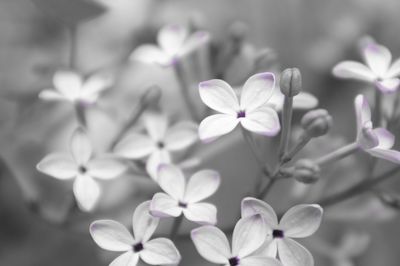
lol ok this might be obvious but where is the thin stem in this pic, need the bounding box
[74,102,87,127]
[373,89,382,126]
[169,215,184,240]
[257,178,277,200]
[315,142,359,167]
[318,165,400,207]
[282,133,311,163]
[279,96,294,159]
[241,127,271,174]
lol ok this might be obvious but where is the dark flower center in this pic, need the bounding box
[229,257,240,266]
[133,242,144,253]
[272,229,284,239]
[157,141,165,149]
[178,201,187,208]
[78,165,87,174]
[237,110,246,118]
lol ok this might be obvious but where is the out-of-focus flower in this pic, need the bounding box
[241,197,323,266]
[131,24,210,67]
[354,94,400,163]
[39,70,113,105]
[150,164,220,225]
[301,109,333,138]
[90,201,181,266]
[114,113,198,180]
[191,214,283,266]
[332,231,370,266]
[267,91,318,112]
[198,72,280,142]
[37,128,126,211]
[333,42,400,93]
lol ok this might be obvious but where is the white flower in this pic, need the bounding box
[333,42,400,93]
[268,90,318,112]
[150,164,220,225]
[114,113,198,180]
[39,70,112,104]
[198,72,281,142]
[131,24,210,67]
[354,94,400,163]
[37,128,126,211]
[191,214,283,266]
[90,201,181,266]
[241,197,323,266]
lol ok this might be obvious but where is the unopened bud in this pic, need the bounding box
[280,68,302,97]
[301,109,332,138]
[294,159,320,184]
[140,85,162,107]
[377,192,400,210]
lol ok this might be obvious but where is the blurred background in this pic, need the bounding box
[1,0,400,265]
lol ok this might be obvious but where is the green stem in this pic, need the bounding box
[279,96,294,159]
[373,89,382,126]
[315,142,359,167]
[257,178,277,200]
[74,102,87,127]
[282,133,311,163]
[170,215,184,240]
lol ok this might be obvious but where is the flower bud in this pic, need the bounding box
[280,68,302,97]
[293,159,320,184]
[301,109,333,138]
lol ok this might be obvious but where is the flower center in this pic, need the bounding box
[228,257,240,266]
[78,165,87,174]
[133,242,144,253]
[237,110,246,118]
[272,229,284,239]
[157,141,165,149]
[178,201,187,208]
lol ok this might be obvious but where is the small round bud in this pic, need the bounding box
[280,68,302,97]
[229,21,248,43]
[301,109,333,138]
[293,159,320,184]
[140,85,162,107]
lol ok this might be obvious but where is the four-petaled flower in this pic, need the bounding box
[241,197,323,266]
[150,164,220,225]
[90,201,181,266]
[37,128,126,211]
[131,24,210,67]
[198,72,281,142]
[333,42,400,93]
[114,113,198,180]
[191,214,283,266]
[354,94,400,163]
[39,70,113,105]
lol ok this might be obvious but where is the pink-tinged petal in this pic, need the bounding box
[110,252,139,266]
[89,220,134,251]
[114,133,155,159]
[146,150,171,181]
[277,238,314,266]
[375,78,400,93]
[183,202,217,225]
[363,43,392,77]
[157,24,188,56]
[53,70,82,99]
[144,113,169,141]
[150,192,182,218]
[240,256,283,266]
[132,201,159,243]
[38,90,67,101]
[184,170,220,203]
[241,197,278,227]
[180,31,211,56]
[279,204,323,238]
[70,128,92,165]
[130,44,169,66]
[332,61,375,81]
[191,226,231,264]
[140,238,181,265]
[267,90,284,111]
[199,114,239,142]
[293,92,319,110]
[156,164,185,200]
[240,106,280,137]
[253,239,278,258]
[386,57,400,78]
[232,214,267,258]
[87,156,127,180]
[80,73,113,102]
[354,94,372,137]
[73,175,100,212]
[367,148,400,164]
[373,128,395,149]
[164,121,198,151]
[199,79,239,114]
[37,153,77,179]
[240,72,275,111]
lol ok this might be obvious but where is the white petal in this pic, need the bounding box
[145,150,171,181]
[150,192,182,218]
[157,24,188,56]
[386,57,400,77]
[240,106,280,137]
[132,201,159,242]
[184,170,220,203]
[232,214,267,258]
[293,92,319,110]
[140,238,181,265]
[373,128,395,149]
[180,31,211,56]
[375,78,400,93]
[253,239,278,258]
[87,156,127,180]
[241,197,279,227]
[354,94,372,137]
[183,202,217,225]
[82,73,112,97]
[277,238,314,266]
[164,121,198,151]
[130,44,170,66]
[144,113,169,141]
[38,90,67,101]
[37,153,77,179]
[363,43,392,77]
[73,175,101,212]
[156,164,185,200]
[191,225,231,264]
[114,133,154,159]
[89,220,134,251]
[110,252,139,266]
[198,114,239,143]
[199,79,240,115]
[279,204,323,238]
[240,256,283,266]
[332,61,375,81]
[240,72,275,111]
[367,147,400,164]
[70,128,92,165]
[53,70,82,99]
